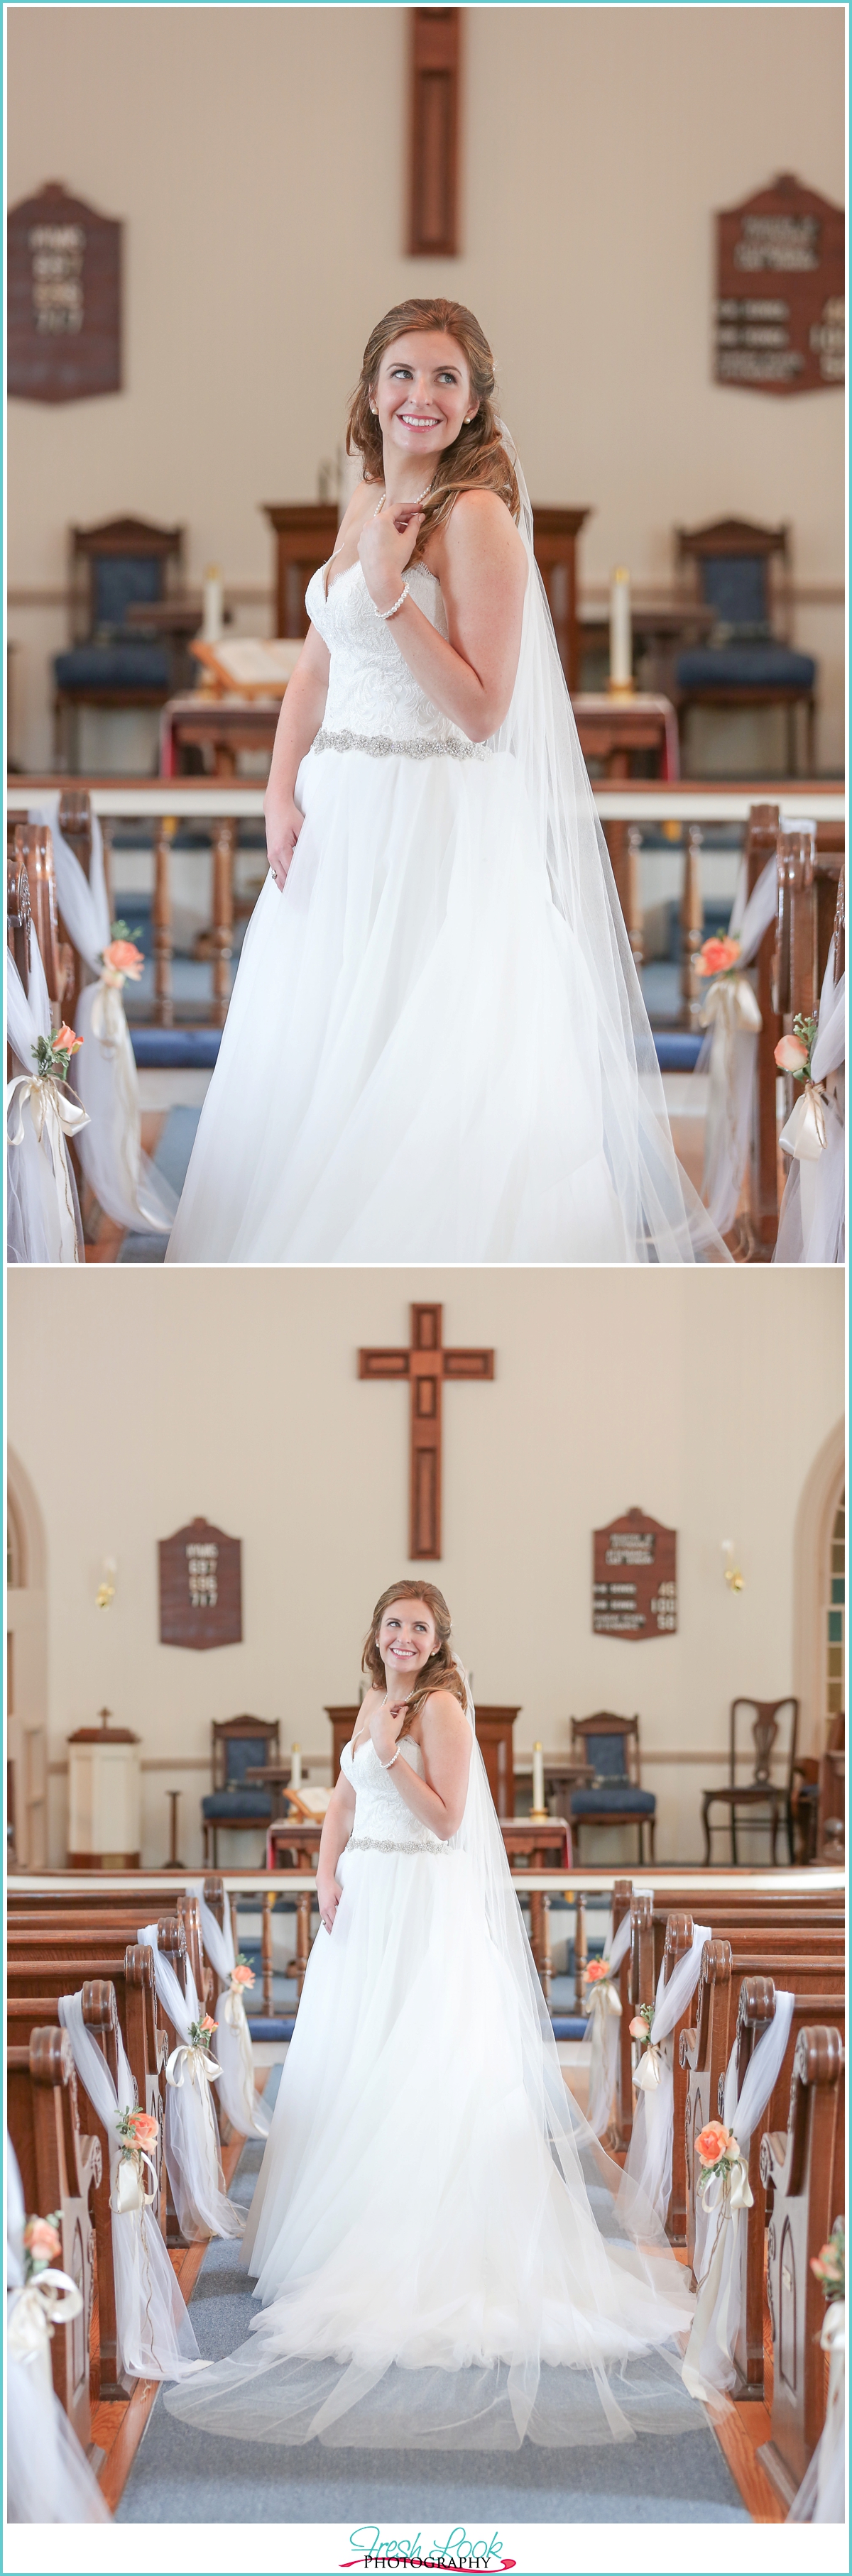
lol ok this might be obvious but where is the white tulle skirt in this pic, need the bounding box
[165,1843,701,2451]
[166,744,635,1264]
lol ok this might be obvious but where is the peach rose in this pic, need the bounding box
[102,939,144,979]
[811,2240,843,2283]
[201,2015,218,2035]
[126,2110,158,2150]
[775,1033,809,1073]
[23,2215,62,2264]
[53,1023,82,1057]
[697,936,741,978]
[629,2015,650,2040]
[231,1963,254,1986]
[695,2120,736,2167]
[584,1960,610,1983]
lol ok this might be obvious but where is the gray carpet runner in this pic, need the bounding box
[116,2083,747,2525]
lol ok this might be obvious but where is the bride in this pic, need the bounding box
[165,1581,702,2454]
[166,297,725,1265]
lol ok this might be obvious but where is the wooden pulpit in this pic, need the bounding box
[263,504,339,639]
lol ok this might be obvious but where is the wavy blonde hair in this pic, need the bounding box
[346,297,519,561]
[361,1580,467,1730]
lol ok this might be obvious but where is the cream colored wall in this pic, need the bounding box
[7,4,846,769]
[6,1265,844,1868]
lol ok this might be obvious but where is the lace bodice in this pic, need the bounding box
[305,560,488,758]
[339,1734,447,1853]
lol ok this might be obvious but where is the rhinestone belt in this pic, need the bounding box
[312,727,490,762]
[346,1834,449,1856]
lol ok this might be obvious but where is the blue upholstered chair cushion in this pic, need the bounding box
[222,1736,272,1785]
[202,1788,273,1821]
[54,642,171,692]
[570,1785,657,1816]
[701,555,769,630]
[676,643,816,691]
[92,552,162,632]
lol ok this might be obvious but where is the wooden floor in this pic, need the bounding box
[93,2102,780,2523]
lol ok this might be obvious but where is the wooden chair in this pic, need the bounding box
[759,2024,845,2508]
[817,1711,845,1862]
[674,517,816,775]
[701,1697,799,1864]
[53,514,184,769]
[202,1714,280,1866]
[568,1713,655,1864]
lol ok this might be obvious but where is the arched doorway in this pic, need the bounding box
[7,1446,48,1869]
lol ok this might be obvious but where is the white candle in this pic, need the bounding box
[532,1743,545,1813]
[290,1744,302,1790]
[609,566,632,690]
[202,564,224,644]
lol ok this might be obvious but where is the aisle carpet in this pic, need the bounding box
[116,2091,747,2526]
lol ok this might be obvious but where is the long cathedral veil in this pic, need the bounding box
[495,432,729,1264]
[165,1663,706,2454]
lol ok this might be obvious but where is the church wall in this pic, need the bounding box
[7,4,845,770]
[6,1265,843,1868]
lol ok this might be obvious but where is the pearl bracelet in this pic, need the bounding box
[372,583,409,621]
[380,1748,401,1770]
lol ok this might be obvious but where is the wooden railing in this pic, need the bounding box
[8,776,845,1033]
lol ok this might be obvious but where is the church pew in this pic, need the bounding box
[758,2024,846,2507]
[8,1981,140,2403]
[679,1939,844,2268]
[728,1975,845,2402]
[622,1890,845,2159]
[6,1944,167,2229]
[9,1893,214,2009]
[6,2024,100,2453]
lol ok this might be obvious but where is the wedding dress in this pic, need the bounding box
[165,1695,703,2453]
[166,448,725,1265]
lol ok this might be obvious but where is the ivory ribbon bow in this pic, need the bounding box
[89,976,128,1057]
[587,1980,623,2026]
[634,2039,665,2092]
[6,1072,89,1152]
[165,2041,222,2091]
[7,2268,83,2360]
[821,2299,846,2362]
[223,1977,251,2030]
[699,975,763,1040]
[699,2148,754,2218]
[111,2145,160,2214]
[779,1080,831,1162]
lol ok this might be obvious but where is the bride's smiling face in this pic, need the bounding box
[371,331,476,468]
[377,1597,438,1685]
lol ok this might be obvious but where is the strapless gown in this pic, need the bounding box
[163,1737,699,2452]
[165,558,643,1262]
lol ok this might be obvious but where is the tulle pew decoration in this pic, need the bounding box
[26,792,177,1239]
[775,929,846,1265]
[696,850,779,1238]
[681,1990,794,2404]
[6,2137,109,2523]
[621,1920,711,2228]
[186,1879,271,2138]
[788,2222,845,2526]
[57,1991,205,2380]
[138,1922,244,2241]
[584,1903,632,2138]
[6,946,87,1263]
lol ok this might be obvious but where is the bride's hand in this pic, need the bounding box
[317,1871,342,1934]
[265,796,304,892]
[369,1696,408,1764]
[358,505,425,612]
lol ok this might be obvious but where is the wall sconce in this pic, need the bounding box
[722,1540,744,1594]
[95,1558,117,1611]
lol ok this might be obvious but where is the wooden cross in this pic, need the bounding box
[359,1304,494,1560]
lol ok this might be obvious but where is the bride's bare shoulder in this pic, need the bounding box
[419,1688,470,1736]
[436,488,525,579]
